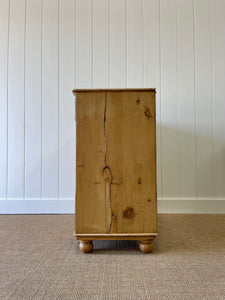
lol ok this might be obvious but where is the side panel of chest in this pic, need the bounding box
[75,90,157,234]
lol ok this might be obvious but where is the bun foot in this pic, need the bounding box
[79,240,93,253]
[139,239,154,253]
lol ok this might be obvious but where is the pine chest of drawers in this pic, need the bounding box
[73,89,157,253]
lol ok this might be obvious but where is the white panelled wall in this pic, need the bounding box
[0,0,225,213]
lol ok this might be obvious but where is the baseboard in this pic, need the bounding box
[0,198,225,214]
[0,199,75,214]
[158,198,225,213]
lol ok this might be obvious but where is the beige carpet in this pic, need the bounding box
[0,214,225,300]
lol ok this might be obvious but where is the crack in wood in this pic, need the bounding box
[103,92,115,233]
[104,92,108,166]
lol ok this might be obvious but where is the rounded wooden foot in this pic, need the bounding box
[139,240,154,253]
[79,240,93,253]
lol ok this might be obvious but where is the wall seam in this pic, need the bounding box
[58,0,60,200]
[176,0,180,201]
[125,0,127,88]
[209,0,215,200]
[24,0,27,200]
[91,0,94,88]
[193,0,198,200]
[159,0,163,199]
[75,0,77,89]
[41,0,43,200]
[142,0,145,87]
[108,0,110,88]
[6,0,11,200]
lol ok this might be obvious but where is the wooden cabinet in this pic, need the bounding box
[73,89,157,253]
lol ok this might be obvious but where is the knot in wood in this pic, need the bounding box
[144,108,152,118]
[102,166,112,183]
[123,207,134,218]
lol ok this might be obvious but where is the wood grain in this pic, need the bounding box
[79,240,93,253]
[75,89,157,237]
[76,234,158,241]
[139,238,155,253]
[76,91,107,233]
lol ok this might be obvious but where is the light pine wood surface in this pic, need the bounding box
[74,89,157,253]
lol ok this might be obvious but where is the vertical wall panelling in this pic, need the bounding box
[7,0,26,199]
[143,0,160,89]
[93,0,109,88]
[0,0,9,198]
[177,0,196,198]
[1,0,225,213]
[76,0,93,88]
[126,0,143,87]
[110,0,126,87]
[25,0,42,198]
[143,0,161,197]
[194,0,214,198]
[42,0,59,198]
[58,0,75,198]
[211,0,225,198]
[160,0,179,198]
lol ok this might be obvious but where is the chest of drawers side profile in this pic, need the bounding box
[73,88,158,253]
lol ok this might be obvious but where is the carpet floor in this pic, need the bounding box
[0,214,225,300]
